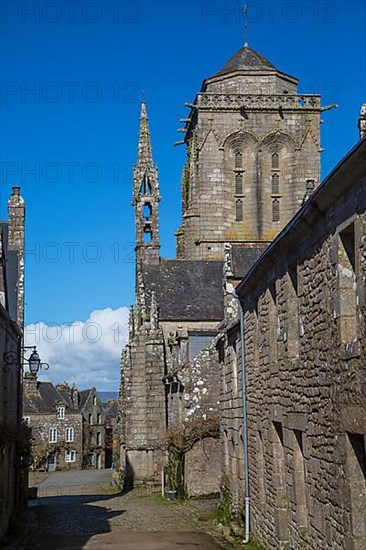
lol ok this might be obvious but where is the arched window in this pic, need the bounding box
[272,199,280,222]
[143,231,152,243]
[272,152,279,169]
[236,199,243,222]
[235,151,243,169]
[140,174,152,195]
[143,203,152,220]
[235,173,243,195]
[272,174,279,194]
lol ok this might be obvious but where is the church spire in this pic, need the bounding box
[137,101,153,167]
[133,101,160,266]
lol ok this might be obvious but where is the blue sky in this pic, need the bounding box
[0,0,365,388]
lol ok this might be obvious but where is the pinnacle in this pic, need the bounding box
[137,101,153,167]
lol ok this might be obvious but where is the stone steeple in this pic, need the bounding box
[133,101,160,267]
[176,45,322,260]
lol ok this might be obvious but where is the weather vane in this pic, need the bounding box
[244,4,248,47]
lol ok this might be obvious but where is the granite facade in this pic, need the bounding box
[220,136,366,549]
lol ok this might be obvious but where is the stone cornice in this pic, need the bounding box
[195,93,321,112]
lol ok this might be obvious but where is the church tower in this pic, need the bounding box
[133,101,160,267]
[176,45,322,260]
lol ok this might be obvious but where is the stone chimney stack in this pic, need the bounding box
[70,386,79,409]
[7,186,25,331]
[359,103,366,139]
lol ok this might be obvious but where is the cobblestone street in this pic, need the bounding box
[6,471,233,549]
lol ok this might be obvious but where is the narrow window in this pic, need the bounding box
[346,433,366,541]
[97,413,101,424]
[272,173,279,194]
[88,413,92,424]
[23,417,30,425]
[235,151,243,169]
[143,231,152,243]
[96,432,102,445]
[142,203,151,220]
[338,224,357,344]
[235,172,243,194]
[293,430,308,528]
[57,407,65,420]
[49,428,57,443]
[140,174,152,195]
[236,199,243,222]
[272,152,279,169]
[272,199,280,222]
[65,428,74,443]
[93,396,97,406]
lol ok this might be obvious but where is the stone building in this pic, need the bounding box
[176,46,321,261]
[23,383,106,471]
[23,379,83,471]
[219,132,366,548]
[0,187,27,540]
[77,388,105,469]
[120,43,323,494]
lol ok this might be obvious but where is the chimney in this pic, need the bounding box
[7,187,25,330]
[358,103,366,139]
[71,385,79,409]
[23,373,39,393]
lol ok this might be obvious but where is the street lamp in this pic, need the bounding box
[23,346,49,375]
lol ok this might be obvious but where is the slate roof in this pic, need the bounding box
[214,46,276,77]
[78,389,91,410]
[207,45,297,83]
[104,400,118,420]
[23,381,69,414]
[56,388,75,408]
[231,244,268,279]
[143,259,224,321]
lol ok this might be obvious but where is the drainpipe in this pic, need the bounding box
[233,289,250,544]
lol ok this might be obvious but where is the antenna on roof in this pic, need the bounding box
[244,3,249,47]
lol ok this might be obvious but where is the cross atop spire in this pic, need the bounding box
[137,100,153,167]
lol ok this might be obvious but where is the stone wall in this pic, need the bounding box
[0,187,26,541]
[185,437,221,497]
[26,412,83,471]
[221,136,366,549]
[0,306,22,540]
[80,388,106,469]
[167,342,221,496]
[121,325,166,485]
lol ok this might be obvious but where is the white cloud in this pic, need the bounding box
[24,307,129,391]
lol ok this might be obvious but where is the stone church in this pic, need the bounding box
[120,42,324,490]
